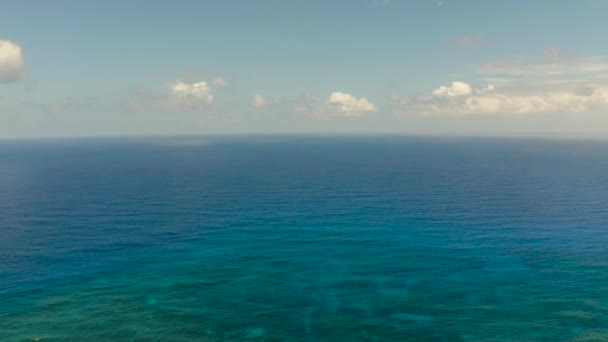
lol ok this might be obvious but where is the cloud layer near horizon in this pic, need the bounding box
[5,35,608,139]
[391,49,608,115]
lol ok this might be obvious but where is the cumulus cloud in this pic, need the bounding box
[415,81,608,115]
[462,87,608,114]
[169,80,213,109]
[0,40,26,83]
[327,92,377,114]
[251,94,268,108]
[389,49,608,116]
[432,81,472,97]
[251,92,376,118]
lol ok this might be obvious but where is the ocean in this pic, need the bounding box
[1,135,608,341]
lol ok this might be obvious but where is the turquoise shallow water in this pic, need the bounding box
[1,136,608,341]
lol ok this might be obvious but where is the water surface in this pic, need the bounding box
[1,136,608,341]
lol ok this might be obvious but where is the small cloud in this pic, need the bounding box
[0,40,26,83]
[169,80,213,109]
[437,1,445,7]
[327,91,377,114]
[432,81,472,97]
[251,94,268,108]
[127,78,221,113]
[288,93,376,118]
[212,76,229,87]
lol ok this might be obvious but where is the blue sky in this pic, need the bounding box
[2,0,608,137]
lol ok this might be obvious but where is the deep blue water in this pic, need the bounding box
[1,136,608,341]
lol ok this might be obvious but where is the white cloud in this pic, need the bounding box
[169,81,213,109]
[463,87,608,114]
[391,50,608,116]
[251,94,267,108]
[131,77,225,113]
[419,82,608,115]
[0,40,25,83]
[212,77,229,87]
[251,92,376,118]
[432,81,472,97]
[327,91,377,114]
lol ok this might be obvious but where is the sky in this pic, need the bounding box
[2,0,608,138]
